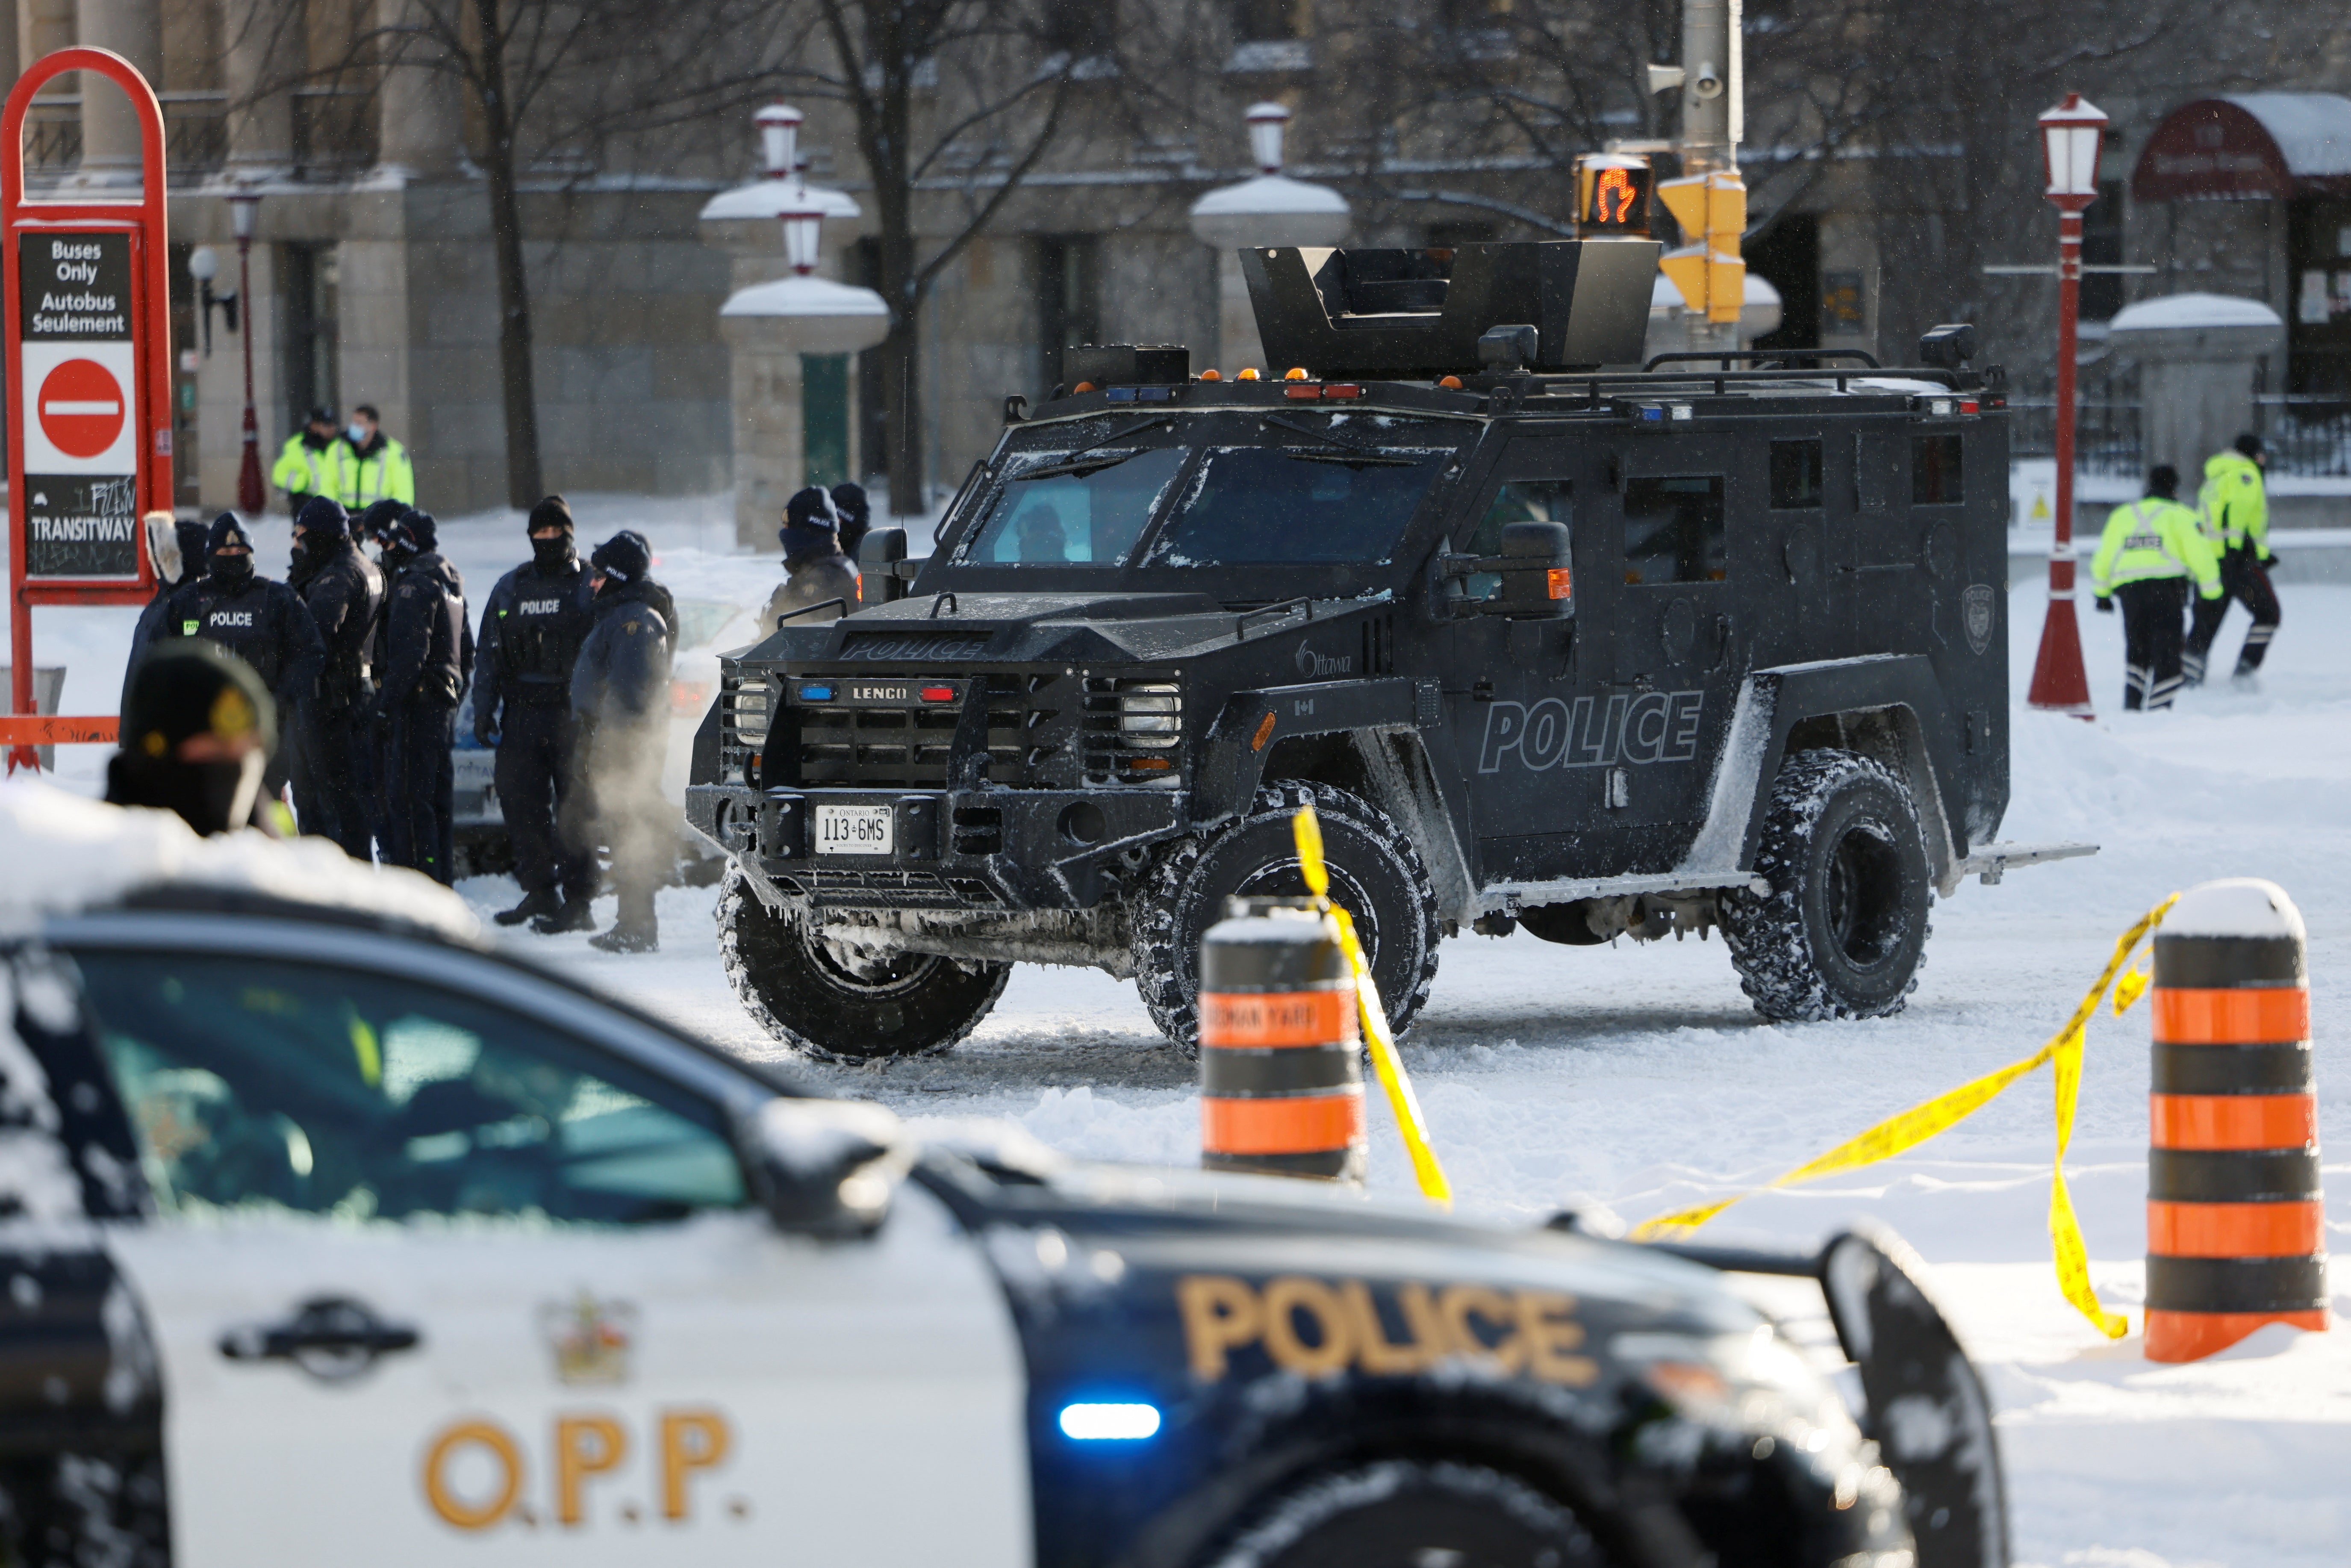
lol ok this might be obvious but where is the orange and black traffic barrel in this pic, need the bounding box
[1198,898,1366,1184]
[2146,878,2327,1362]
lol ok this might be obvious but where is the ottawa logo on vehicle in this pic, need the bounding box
[37,358,125,459]
[1295,642,1352,678]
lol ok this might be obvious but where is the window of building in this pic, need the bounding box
[280,242,339,436]
[1770,439,1824,509]
[1912,434,1963,506]
[2081,179,2125,322]
[1746,213,1820,353]
[1234,0,1308,40]
[1036,235,1102,395]
[1624,475,1727,584]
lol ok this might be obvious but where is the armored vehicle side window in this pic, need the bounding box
[73,953,746,1225]
[963,445,1187,565]
[1465,478,1572,599]
[1770,439,1824,509]
[1912,434,1963,505]
[1623,475,1726,584]
[1148,446,1452,565]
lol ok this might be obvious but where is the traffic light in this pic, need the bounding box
[1576,154,1652,237]
[1656,169,1746,324]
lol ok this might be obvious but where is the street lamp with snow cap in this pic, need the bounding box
[2024,91,2109,719]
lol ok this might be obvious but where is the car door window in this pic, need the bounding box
[70,952,745,1225]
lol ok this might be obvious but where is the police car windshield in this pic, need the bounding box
[1147,446,1452,566]
[962,446,1187,566]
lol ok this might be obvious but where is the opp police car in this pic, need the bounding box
[0,784,2000,1568]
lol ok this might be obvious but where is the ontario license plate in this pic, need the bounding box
[816,804,894,856]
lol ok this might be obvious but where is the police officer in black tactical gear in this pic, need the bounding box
[122,516,211,709]
[540,531,673,950]
[106,642,284,838]
[286,495,383,857]
[156,514,324,798]
[475,495,597,926]
[375,510,474,884]
[352,498,413,859]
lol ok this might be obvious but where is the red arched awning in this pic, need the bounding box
[2132,94,2351,201]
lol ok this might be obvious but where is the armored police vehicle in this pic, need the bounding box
[5,793,2002,1568]
[690,240,2086,1060]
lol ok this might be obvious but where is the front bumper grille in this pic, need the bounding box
[722,669,1186,792]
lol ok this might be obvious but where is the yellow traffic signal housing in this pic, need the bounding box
[1656,169,1747,324]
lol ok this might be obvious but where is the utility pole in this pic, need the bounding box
[1656,0,1746,355]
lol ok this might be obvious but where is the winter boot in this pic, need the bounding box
[530,898,597,936]
[494,889,560,927]
[589,920,657,954]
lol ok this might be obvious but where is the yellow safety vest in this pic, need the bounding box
[271,434,348,501]
[2197,451,2269,554]
[2091,498,2221,599]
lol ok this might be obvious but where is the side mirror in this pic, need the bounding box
[743,1098,910,1238]
[1488,520,1573,619]
[857,527,915,604]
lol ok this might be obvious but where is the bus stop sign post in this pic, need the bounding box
[3,47,175,770]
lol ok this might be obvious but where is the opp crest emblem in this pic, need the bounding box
[541,1291,636,1385]
[1962,584,1995,656]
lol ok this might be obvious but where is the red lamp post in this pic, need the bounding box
[229,185,265,517]
[2024,92,2108,718]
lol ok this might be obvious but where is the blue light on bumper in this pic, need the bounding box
[1058,1403,1161,1440]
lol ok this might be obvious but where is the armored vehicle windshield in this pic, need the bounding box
[942,410,1476,585]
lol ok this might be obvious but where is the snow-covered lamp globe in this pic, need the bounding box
[720,203,890,356]
[699,103,862,228]
[1190,104,1349,374]
[1187,103,1351,252]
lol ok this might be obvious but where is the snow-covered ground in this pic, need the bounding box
[15,498,2348,1565]
[465,579,2351,1568]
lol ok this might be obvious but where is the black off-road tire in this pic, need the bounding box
[1133,782,1441,1049]
[717,870,1011,1062]
[1200,1459,1609,1568]
[1720,749,1932,1022]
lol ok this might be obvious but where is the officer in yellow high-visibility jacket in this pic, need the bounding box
[270,407,350,514]
[2091,464,2221,712]
[338,404,417,511]
[2185,433,2282,687]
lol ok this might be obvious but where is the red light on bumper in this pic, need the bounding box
[1285,385,1322,399]
[920,686,957,702]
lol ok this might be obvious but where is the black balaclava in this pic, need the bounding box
[106,643,278,836]
[589,530,651,589]
[527,494,576,573]
[355,498,407,550]
[293,495,349,572]
[388,510,437,567]
[206,512,256,590]
[2148,465,2180,502]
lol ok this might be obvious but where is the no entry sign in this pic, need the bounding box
[18,231,141,576]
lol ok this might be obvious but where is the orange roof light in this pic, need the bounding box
[1199,368,1223,381]
[1073,380,1096,393]
[1285,367,1310,381]
[1439,375,1464,389]
[1237,368,1261,381]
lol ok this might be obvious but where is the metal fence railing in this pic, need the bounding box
[2002,398,2145,479]
[2253,395,2351,479]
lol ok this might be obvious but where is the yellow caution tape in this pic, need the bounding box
[1293,806,1453,1207]
[1633,894,2180,1339]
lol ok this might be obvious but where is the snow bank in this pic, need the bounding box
[2108,292,2283,332]
[0,780,477,942]
[2163,877,2305,941]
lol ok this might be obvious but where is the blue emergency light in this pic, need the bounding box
[1058,1403,1161,1440]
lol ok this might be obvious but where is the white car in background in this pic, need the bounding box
[452,596,764,880]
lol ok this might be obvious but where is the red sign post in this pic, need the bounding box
[3,48,176,769]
